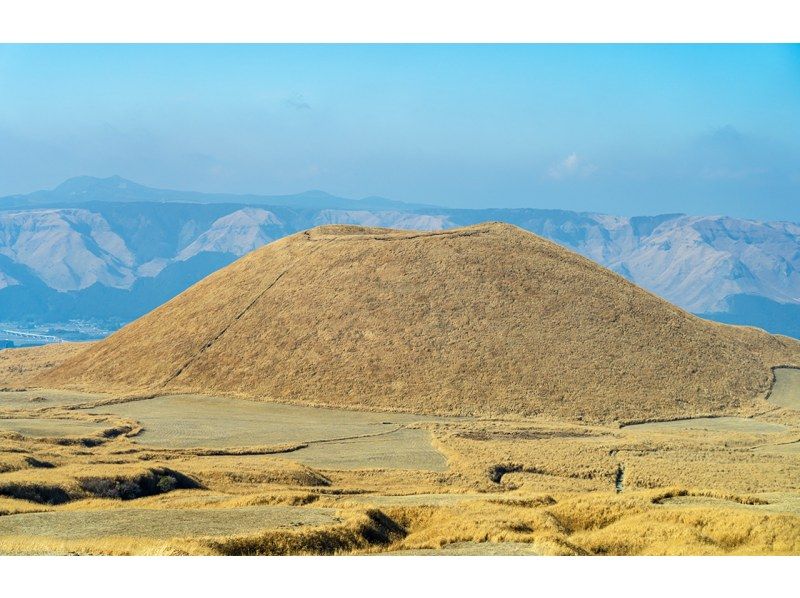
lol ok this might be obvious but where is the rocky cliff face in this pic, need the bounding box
[510,212,800,313]
[0,209,135,291]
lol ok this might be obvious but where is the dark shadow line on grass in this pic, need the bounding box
[158,239,333,388]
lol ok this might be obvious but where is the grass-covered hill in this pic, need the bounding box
[41,223,800,423]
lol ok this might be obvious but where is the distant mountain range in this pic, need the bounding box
[2,176,799,338]
[2,175,435,211]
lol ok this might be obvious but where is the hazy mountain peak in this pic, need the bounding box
[5,176,436,211]
[175,208,285,263]
[55,175,141,194]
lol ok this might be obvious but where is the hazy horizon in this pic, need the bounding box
[2,44,799,220]
[8,173,800,224]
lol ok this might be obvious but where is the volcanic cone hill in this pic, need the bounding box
[40,223,800,423]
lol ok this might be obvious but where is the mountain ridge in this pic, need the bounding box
[2,175,438,212]
[2,177,799,338]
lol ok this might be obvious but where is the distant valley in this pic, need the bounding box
[2,175,799,340]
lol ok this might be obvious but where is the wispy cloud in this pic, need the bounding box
[285,93,311,111]
[547,153,598,180]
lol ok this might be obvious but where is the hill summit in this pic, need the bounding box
[42,223,800,422]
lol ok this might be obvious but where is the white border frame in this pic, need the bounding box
[1,0,799,42]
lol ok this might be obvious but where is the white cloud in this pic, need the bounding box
[547,152,598,180]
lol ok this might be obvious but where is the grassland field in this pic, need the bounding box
[0,364,799,555]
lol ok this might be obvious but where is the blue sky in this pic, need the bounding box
[1,44,799,220]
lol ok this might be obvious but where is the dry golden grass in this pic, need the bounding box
[3,487,798,556]
[83,394,448,470]
[3,354,800,555]
[40,223,800,423]
[569,502,800,555]
[2,225,800,555]
[769,367,800,410]
[1,391,798,556]
[0,389,796,553]
[0,343,92,388]
[0,504,338,541]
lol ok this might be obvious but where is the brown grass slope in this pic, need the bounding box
[0,342,91,389]
[39,223,800,422]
